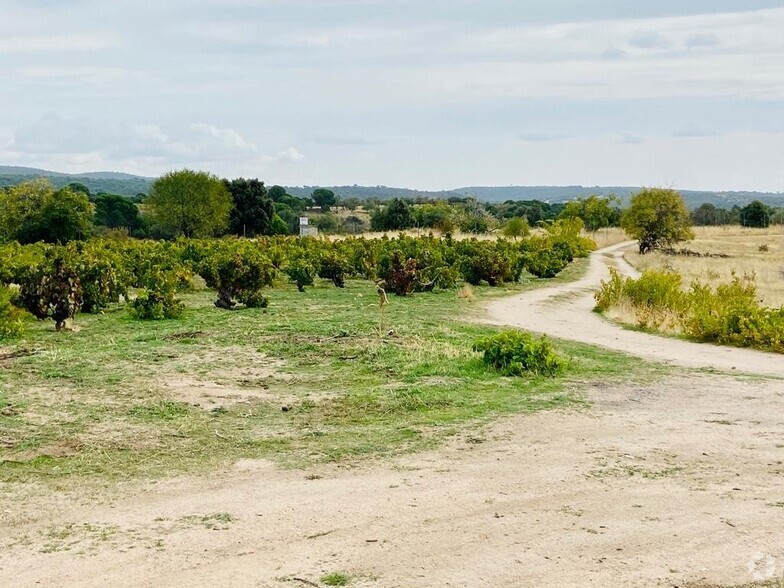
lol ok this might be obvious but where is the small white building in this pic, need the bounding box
[299,216,318,237]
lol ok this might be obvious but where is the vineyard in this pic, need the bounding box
[0,219,593,334]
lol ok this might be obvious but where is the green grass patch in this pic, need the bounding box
[0,267,657,486]
[321,572,351,586]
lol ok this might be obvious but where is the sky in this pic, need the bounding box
[1,0,783,191]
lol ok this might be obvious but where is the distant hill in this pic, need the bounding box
[286,184,784,209]
[0,166,153,197]
[449,186,784,208]
[284,185,455,201]
[2,166,782,207]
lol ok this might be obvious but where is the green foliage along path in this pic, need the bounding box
[486,241,784,378]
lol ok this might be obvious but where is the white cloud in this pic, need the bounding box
[0,34,114,53]
[190,123,258,153]
[259,147,307,163]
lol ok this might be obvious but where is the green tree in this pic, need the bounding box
[371,198,414,231]
[268,185,288,202]
[559,195,619,232]
[67,182,91,198]
[622,188,694,254]
[691,202,719,226]
[311,188,337,212]
[94,193,143,232]
[0,179,53,242]
[223,178,274,237]
[740,200,770,228]
[0,180,93,244]
[502,216,530,239]
[19,188,94,244]
[146,169,231,238]
[270,214,290,235]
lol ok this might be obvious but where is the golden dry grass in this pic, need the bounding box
[625,226,784,308]
[585,227,629,249]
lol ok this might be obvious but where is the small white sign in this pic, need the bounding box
[299,217,309,226]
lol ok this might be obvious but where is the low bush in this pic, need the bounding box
[199,245,275,309]
[0,285,26,340]
[379,251,418,296]
[596,270,784,352]
[473,330,565,377]
[285,257,316,292]
[17,254,83,331]
[131,270,185,320]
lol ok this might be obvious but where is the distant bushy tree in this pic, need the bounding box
[146,169,231,238]
[691,202,720,226]
[559,195,620,232]
[0,180,94,244]
[502,217,530,239]
[741,200,770,228]
[622,188,694,254]
[312,188,337,212]
[223,178,274,237]
[94,193,143,233]
[371,199,414,231]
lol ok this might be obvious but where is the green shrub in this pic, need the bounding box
[131,270,184,320]
[594,268,624,311]
[317,252,349,287]
[379,251,418,296]
[17,254,83,331]
[686,276,784,351]
[524,245,570,278]
[199,245,276,309]
[458,242,519,285]
[473,331,565,377]
[597,269,784,352]
[0,286,26,340]
[285,258,316,292]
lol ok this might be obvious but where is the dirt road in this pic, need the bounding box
[2,245,784,587]
[487,241,784,378]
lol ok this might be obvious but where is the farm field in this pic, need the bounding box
[2,234,784,587]
[625,226,784,308]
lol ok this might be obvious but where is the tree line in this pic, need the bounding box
[1,168,780,246]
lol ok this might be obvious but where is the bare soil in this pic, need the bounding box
[2,244,784,587]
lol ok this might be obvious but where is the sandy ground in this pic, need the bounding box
[2,244,784,588]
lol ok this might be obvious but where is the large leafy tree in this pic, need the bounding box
[0,179,93,244]
[559,194,620,232]
[622,188,694,254]
[223,178,274,237]
[18,188,94,244]
[0,179,52,242]
[740,200,770,228]
[371,198,414,231]
[146,169,231,238]
[94,193,144,232]
[311,188,337,212]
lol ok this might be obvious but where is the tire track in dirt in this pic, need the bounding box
[486,241,784,378]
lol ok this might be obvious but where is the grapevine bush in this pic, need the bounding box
[0,285,26,340]
[0,230,594,323]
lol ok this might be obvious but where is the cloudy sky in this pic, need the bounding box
[1,0,783,191]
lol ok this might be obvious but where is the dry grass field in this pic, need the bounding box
[625,226,784,308]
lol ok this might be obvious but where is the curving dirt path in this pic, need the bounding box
[487,241,784,379]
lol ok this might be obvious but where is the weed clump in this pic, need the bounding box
[473,330,565,377]
[596,269,784,352]
[320,572,351,586]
